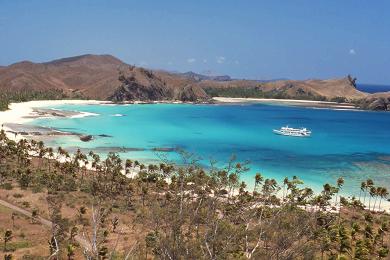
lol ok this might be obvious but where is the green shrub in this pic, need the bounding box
[5,241,31,251]
[31,185,43,193]
[0,183,13,190]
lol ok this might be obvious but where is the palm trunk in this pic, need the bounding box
[373,196,378,211]
[363,191,367,204]
[368,196,371,211]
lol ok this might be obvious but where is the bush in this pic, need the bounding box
[12,193,23,198]
[5,241,31,251]
[330,96,347,103]
[31,185,43,193]
[0,183,13,190]
[21,201,30,208]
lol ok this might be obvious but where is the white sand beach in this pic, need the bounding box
[213,97,358,110]
[0,100,107,140]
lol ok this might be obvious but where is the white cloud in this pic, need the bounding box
[216,56,226,64]
[187,58,196,63]
[167,61,173,65]
[349,49,356,55]
[234,60,239,65]
[203,59,208,63]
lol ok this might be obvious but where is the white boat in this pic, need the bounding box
[273,126,311,137]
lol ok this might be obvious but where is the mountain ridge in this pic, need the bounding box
[0,54,388,110]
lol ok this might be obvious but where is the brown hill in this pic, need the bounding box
[0,54,378,107]
[0,54,209,102]
[0,54,125,99]
[198,76,367,101]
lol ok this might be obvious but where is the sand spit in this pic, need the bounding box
[213,97,358,110]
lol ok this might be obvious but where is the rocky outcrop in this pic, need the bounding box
[110,67,172,101]
[357,94,390,111]
[110,67,209,102]
[176,85,209,102]
[80,135,93,142]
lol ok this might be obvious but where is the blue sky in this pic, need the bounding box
[0,0,389,84]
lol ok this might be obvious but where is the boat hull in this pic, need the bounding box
[273,129,311,137]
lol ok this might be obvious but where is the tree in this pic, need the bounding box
[369,186,376,211]
[4,254,13,260]
[31,208,39,224]
[70,226,78,242]
[378,246,389,259]
[67,244,76,260]
[335,177,344,206]
[3,230,12,252]
[254,172,263,193]
[378,187,388,211]
[111,216,119,233]
[360,181,366,202]
[77,206,87,224]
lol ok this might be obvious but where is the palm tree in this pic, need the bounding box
[365,179,374,209]
[360,182,366,203]
[368,186,376,211]
[378,187,388,211]
[373,187,381,211]
[47,147,54,173]
[37,140,45,166]
[282,177,289,201]
[335,177,344,207]
[254,172,263,193]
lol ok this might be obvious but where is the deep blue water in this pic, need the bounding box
[30,103,390,197]
[357,84,390,93]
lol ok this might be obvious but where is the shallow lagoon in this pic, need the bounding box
[30,102,390,197]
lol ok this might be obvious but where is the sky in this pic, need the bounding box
[0,0,389,84]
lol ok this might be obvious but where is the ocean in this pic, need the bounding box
[357,84,390,93]
[29,102,390,197]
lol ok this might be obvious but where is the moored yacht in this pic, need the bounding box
[273,126,311,137]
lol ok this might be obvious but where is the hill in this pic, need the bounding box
[1,54,388,110]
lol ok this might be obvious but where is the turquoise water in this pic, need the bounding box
[30,103,390,196]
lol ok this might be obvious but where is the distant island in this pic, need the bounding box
[0,54,389,111]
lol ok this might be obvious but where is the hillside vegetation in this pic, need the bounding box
[0,131,389,259]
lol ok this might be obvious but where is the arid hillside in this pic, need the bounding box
[1,54,388,109]
[0,54,209,102]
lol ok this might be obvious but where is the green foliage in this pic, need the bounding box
[0,89,71,111]
[330,96,347,103]
[3,229,13,252]
[0,183,13,190]
[4,241,31,251]
[204,86,328,101]
[0,132,389,259]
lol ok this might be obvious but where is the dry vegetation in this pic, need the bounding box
[0,130,390,259]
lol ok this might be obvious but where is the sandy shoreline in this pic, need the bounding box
[0,98,358,129]
[0,100,107,141]
[213,97,358,110]
[1,99,389,212]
